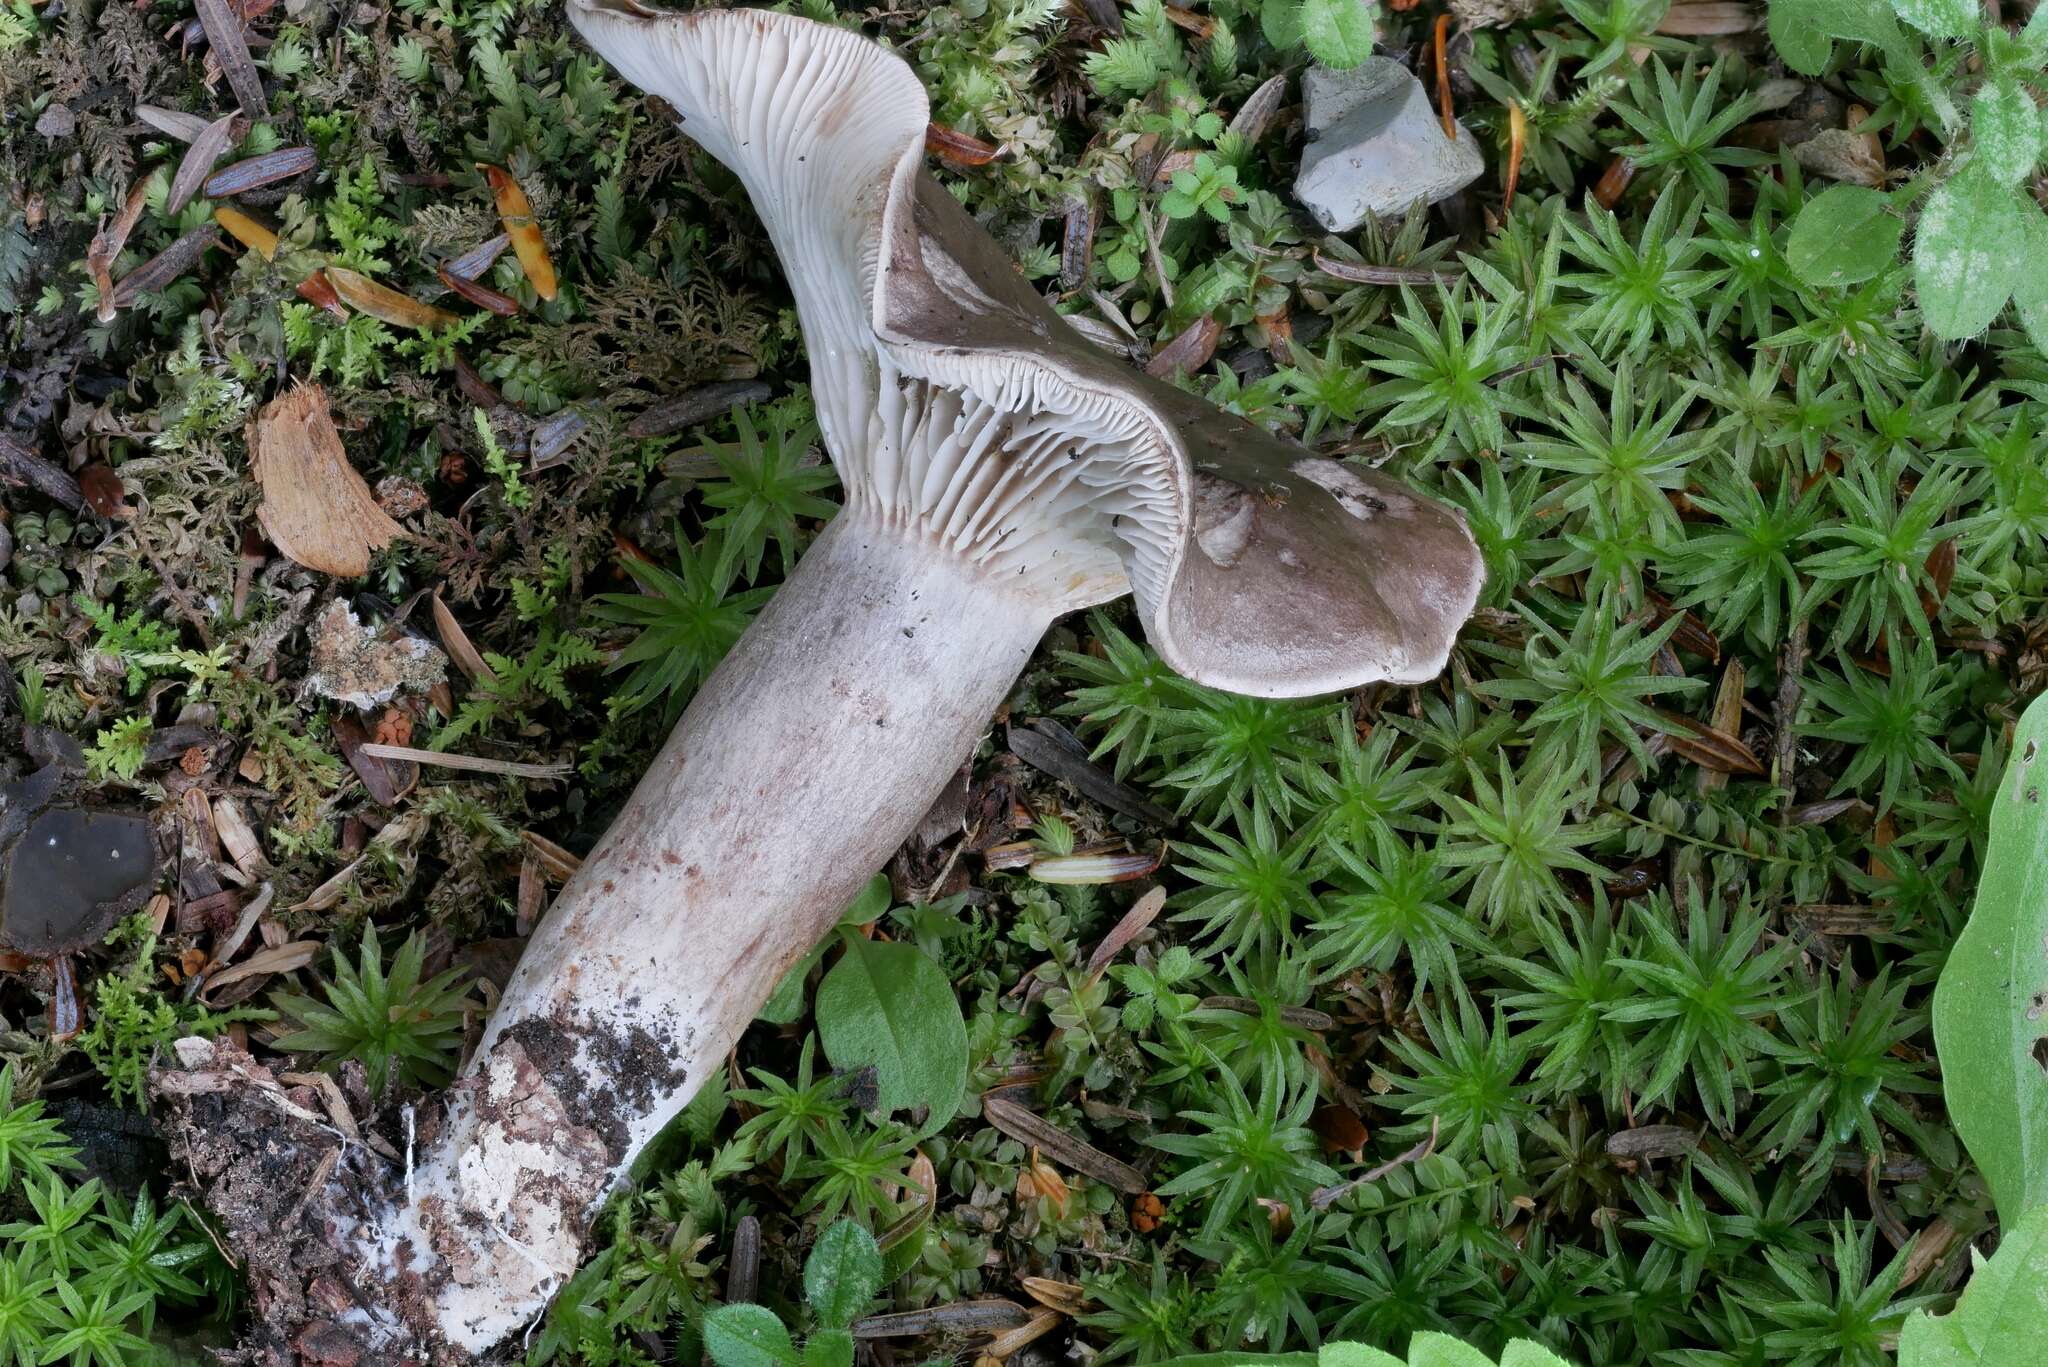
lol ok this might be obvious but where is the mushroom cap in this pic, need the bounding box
[568,1,1483,697]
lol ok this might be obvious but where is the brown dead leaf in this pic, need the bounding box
[167,112,238,215]
[925,123,1000,167]
[247,386,406,577]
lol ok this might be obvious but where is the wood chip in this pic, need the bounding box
[279,1070,362,1144]
[167,112,238,214]
[248,385,406,577]
[481,165,557,301]
[136,104,217,143]
[854,1301,1032,1340]
[111,226,222,307]
[984,1310,1062,1359]
[210,796,272,878]
[1604,1124,1699,1160]
[1310,251,1463,286]
[204,146,318,198]
[431,594,497,684]
[88,178,153,323]
[203,940,320,994]
[1697,658,1746,795]
[1655,1,1758,33]
[981,1096,1147,1193]
[1019,1278,1085,1316]
[1659,709,1765,776]
[193,0,267,115]
[357,743,569,781]
[519,830,583,881]
[1007,722,1176,827]
[0,433,84,511]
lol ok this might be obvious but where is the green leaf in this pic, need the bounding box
[703,1305,800,1367]
[804,1220,883,1330]
[2014,212,2048,357]
[1786,185,1904,287]
[1932,691,2048,1224]
[1299,0,1377,68]
[1409,1333,1498,1367]
[1912,166,2027,339]
[1888,0,1978,38]
[1768,0,1908,74]
[1322,1347,1402,1367]
[801,1330,856,1367]
[1499,1343,1578,1367]
[815,936,968,1125]
[1897,1205,2048,1363]
[758,942,827,1025]
[1262,0,1306,50]
[1971,79,2042,185]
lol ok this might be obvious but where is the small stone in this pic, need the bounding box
[36,103,76,140]
[1292,59,1486,234]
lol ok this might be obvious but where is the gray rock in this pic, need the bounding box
[1292,59,1486,234]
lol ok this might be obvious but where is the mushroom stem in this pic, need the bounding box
[389,514,1047,1352]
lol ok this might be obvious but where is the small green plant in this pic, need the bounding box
[271,923,475,1096]
[700,1219,881,1367]
[588,527,773,720]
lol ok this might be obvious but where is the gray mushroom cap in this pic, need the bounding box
[569,0,1484,697]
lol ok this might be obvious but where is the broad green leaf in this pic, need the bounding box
[1913,167,2027,339]
[1322,1346,1402,1367]
[1767,3,1835,75]
[1787,185,1904,287]
[1262,0,1306,50]
[1971,79,2042,185]
[1897,1205,2048,1363]
[1888,0,1978,38]
[1769,0,1909,73]
[1299,0,1377,68]
[2025,0,2048,56]
[703,1305,799,1367]
[1500,1345,1577,1367]
[758,942,826,1024]
[815,935,968,1125]
[1409,1334,1497,1367]
[803,1220,883,1330]
[1933,691,2048,1223]
[2015,212,2048,357]
[800,1329,855,1367]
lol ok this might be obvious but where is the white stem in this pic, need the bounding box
[383,516,1049,1352]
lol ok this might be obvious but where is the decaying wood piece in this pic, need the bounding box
[247,386,405,577]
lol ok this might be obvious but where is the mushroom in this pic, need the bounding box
[220,4,1483,1353]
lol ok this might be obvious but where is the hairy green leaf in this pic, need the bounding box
[1787,185,1904,287]
[1932,691,2048,1224]
[1971,79,2042,185]
[804,1220,882,1330]
[703,1304,800,1367]
[1299,0,1377,68]
[1912,166,2026,339]
[1897,1205,2048,1363]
